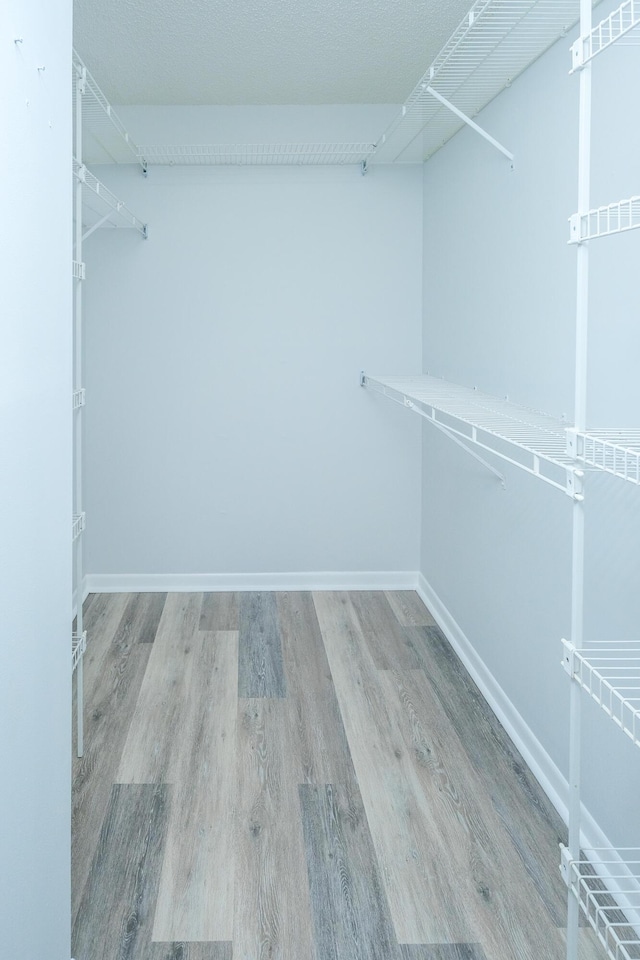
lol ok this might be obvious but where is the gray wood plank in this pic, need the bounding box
[238,592,286,698]
[114,592,168,643]
[72,784,169,960]
[400,947,486,960]
[145,946,232,960]
[152,632,238,942]
[117,594,203,784]
[277,591,356,784]
[385,591,437,627]
[350,591,423,670]
[199,592,238,631]
[299,781,401,960]
[234,698,315,959]
[407,625,569,927]
[72,593,151,926]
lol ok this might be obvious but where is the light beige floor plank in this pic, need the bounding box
[313,591,472,944]
[277,591,355,784]
[385,590,436,627]
[117,593,203,784]
[380,668,569,959]
[152,631,238,942]
[350,591,423,669]
[234,698,315,960]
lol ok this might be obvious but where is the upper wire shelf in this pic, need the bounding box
[562,639,640,746]
[369,0,581,164]
[569,196,640,242]
[73,50,143,167]
[566,429,640,484]
[136,143,374,167]
[362,373,578,494]
[74,159,148,238]
[571,0,640,69]
[564,849,640,960]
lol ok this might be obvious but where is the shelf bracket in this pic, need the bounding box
[422,412,506,487]
[82,212,113,242]
[425,86,515,165]
[561,638,576,677]
[361,159,368,176]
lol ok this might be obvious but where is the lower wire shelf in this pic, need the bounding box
[564,848,640,960]
[562,640,640,746]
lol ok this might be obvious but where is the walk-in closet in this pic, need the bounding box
[4,0,640,958]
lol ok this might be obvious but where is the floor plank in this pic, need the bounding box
[114,592,168,644]
[199,592,238,631]
[407,625,568,926]
[380,667,565,960]
[72,784,169,960]
[144,945,232,960]
[313,591,471,944]
[117,593,203,784]
[400,947,487,960]
[152,631,238,942]
[299,781,400,960]
[234,699,315,960]
[349,591,423,670]
[238,592,286,698]
[72,593,151,926]
[385,591,436,627]
[277,591,356,784]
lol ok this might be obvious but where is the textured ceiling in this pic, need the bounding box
[73,0,475,105]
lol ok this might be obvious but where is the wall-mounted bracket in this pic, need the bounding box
[361,159,368,176]
[141,159,148,177]
[559,842,573,886]
[561,638,576,677]
[72,260,86,280]
[566,469,585,502]
[73,388,86,410]
[425,85,515,166]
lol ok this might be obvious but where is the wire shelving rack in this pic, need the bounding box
[73,158,148,237]
[569,196,640,242]
[136,142,375,167]
[566,430,640,484]
[562,640,640,746]
[73,51,143,167]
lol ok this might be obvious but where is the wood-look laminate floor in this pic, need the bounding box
[72,590,600,960]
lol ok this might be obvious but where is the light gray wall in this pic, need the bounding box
[1,1,72,956]
[83,114,422,581]
[421,6,640,845]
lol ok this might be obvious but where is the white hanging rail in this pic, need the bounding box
[73,50,143,167]
[361,373,581,495]
[369,0,581,164]
[562,640,640,746]
[571,0,640,69]
[73,159,148,238]
[561,849,640,960]
[136,142,375,167]
[566,429,640,484]
[569,196,640,242]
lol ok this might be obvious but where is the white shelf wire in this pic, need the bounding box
[564,850,640,959]
[562,639,640,746]
[73,50,142,166]
[362,373,579,493]
[73,158,148,238]
[571,0,640,69]
[569,197,640,242]
[136,143,374,167]
[369,0,581,164]
[567,429,640,485]
[72,631,87,674]
[72,512,85,542]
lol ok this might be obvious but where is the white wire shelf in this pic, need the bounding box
[73,389,86,410]
[73,50,142,166]
[72,260,86,280]
[362,373,579,494]
[571,0,640,69]
[72,513,86,542]
[569,197,640,242]
[564,849,640,959]
[136,143,374,167]
[566,429,640,484]
[369,0,581,164]
[562,639,640,746]
[73,159,148,238]
[72,631,87,674]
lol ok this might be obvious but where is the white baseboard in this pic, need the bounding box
[416,572,618,859]
[84,570,419,594]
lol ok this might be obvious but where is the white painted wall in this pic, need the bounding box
[421,6,640,846]
[83,110,422,586]
[1,2,72,957]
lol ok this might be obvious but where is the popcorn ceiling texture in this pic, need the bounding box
[74,0,474,105]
